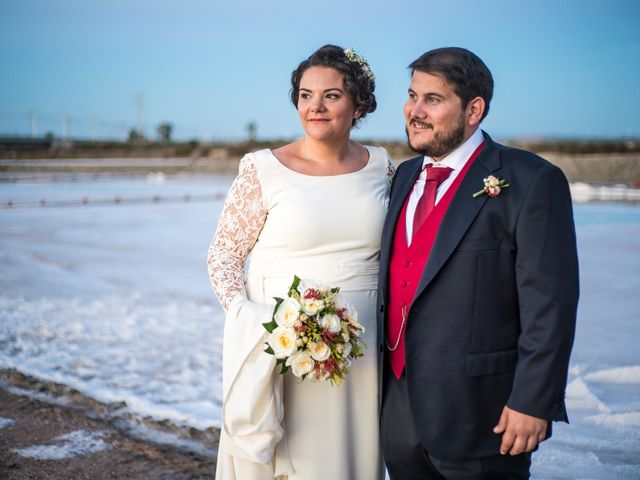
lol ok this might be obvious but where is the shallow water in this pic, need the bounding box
[1,174,231,428]
[1,174,639,478]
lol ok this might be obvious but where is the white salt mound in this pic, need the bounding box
[13,429,110,460]
[584,366,640,384]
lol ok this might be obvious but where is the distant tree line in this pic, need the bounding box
[2,118,639,160]
[503,139,640,154]
[127,122,173,144]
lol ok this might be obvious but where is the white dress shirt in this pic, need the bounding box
[405,128,485,245]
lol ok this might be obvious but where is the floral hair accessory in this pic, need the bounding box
[343,48,375,81]
[473,175,509,198]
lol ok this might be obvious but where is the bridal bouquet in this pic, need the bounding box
[263,275,365,385]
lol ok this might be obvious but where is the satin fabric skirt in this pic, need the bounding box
[215,259,383,480]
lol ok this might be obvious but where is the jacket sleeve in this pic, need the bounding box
[507,162,579,422]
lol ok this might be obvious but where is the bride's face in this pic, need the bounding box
[297,66,360,142]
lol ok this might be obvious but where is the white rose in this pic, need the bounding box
[268,326,298,358]
[301,297,324,316]
[299,278,325,295]
[345,303,358,324]
[274,298,301,327]
[342,342,352,358]
[308,341,331,362]
[333,293,348,310]
[286,350,315,378]
[334,295,358,322]
[318,313,341,334]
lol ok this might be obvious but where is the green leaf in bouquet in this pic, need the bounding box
[276,357,289,374]
[262,297,284,333]
[262,320,278,333]
[264,344,275,355]
[273,297,284,311]
[288,275,301,297]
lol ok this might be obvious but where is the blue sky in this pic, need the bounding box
[1,0,639,141]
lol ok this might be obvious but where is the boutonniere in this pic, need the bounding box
[473,175,509,198]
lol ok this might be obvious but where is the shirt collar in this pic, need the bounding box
[422,128,485,171]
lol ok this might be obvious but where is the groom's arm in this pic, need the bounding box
[499,161,579,452]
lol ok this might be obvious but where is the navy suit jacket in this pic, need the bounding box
[376,131,579,461]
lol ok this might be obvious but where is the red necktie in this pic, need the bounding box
[412,164,453,238]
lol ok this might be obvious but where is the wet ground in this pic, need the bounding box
[0,370,217,479]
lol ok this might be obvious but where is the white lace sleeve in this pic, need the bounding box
[207,154,267,311]
[383,149,397,192]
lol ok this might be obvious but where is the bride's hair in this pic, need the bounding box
[290,44,377,127]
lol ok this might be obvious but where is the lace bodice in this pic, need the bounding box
[208,148,396,310]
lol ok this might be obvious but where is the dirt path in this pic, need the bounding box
[0,372,217,479]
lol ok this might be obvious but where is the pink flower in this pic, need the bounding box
[473,175,509,198]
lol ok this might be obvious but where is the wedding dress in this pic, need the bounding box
[208,146,394,480]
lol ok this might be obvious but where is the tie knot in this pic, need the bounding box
[425,164,453,185]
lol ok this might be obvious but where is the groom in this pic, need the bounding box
[377,47,579,479]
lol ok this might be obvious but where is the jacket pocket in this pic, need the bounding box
[455,239,501,252]
[465,349,517,376]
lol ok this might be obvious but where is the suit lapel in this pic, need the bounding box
[414,135,502,300]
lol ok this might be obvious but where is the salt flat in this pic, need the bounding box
[1,174,639,479]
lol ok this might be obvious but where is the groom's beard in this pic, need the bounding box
[406,114,466,158]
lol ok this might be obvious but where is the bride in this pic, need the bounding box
[208,44,394,480]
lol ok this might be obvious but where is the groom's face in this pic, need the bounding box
[403,71,467,161]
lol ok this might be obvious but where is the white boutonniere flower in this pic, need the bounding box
[473,175,509,198]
